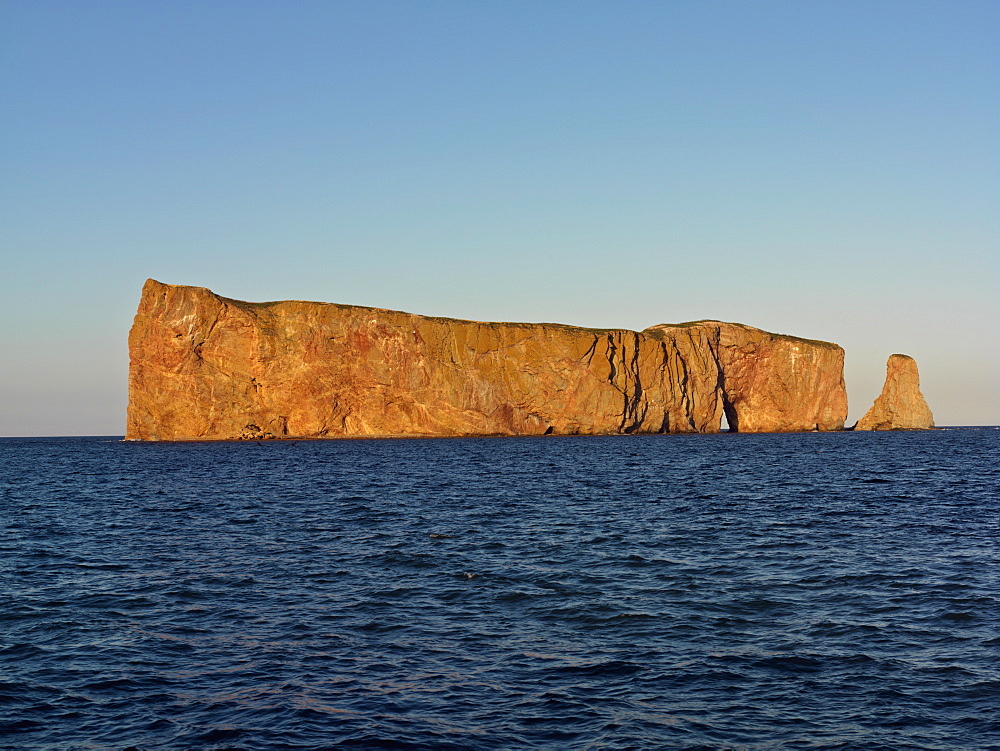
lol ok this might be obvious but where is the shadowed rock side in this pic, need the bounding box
[854,354,934,431]
[126,280,848,440]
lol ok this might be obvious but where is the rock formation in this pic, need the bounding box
[854,354,934,431]
[645,322,848,434]
[126,279,848,440]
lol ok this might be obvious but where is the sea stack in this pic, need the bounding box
[126,279,848,440]
[854,354,934,431]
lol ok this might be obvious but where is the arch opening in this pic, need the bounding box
[722,395,739,433]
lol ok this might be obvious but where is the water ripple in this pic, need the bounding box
[0,429,998,749]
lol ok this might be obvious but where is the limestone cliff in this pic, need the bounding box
[854,354,934,431]
[646,322,848,433]
[126,280,848,440]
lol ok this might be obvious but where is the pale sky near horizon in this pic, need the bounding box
[2,0,997,436]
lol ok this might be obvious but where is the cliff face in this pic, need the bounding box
[854,354,934,431]
[646,322,848,433]
[126,280,848,440]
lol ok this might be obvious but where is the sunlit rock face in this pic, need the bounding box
[645,322,848,433]
[126,280,848,440]
[854,354,934,431]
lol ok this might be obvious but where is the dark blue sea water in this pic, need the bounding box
[1,429,998,750]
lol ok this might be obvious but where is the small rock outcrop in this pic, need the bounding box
[126,280,849,440]
[854,354,934,431]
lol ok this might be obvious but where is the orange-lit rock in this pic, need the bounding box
[647,322,848,433]
[854,354,934,431]
[126,280,848,440]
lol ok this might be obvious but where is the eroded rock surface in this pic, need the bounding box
[126,280,848,440]
[854,354,934,431]
[645,322,848,433]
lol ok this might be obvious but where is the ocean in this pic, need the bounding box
[1,428,997,750]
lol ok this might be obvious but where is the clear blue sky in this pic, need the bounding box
[2,0,997,435]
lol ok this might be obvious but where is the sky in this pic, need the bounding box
[1,0,997,436]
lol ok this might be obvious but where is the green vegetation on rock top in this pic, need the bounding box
[206,287,837,347]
